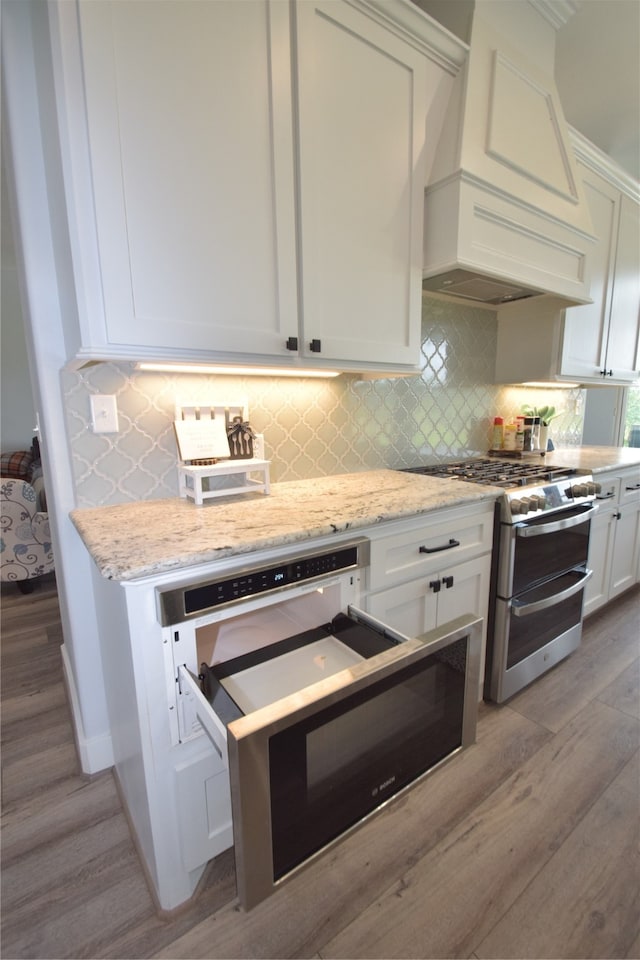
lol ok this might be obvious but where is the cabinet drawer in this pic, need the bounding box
[619,468,640,505]
[595,475,621,505]
[367,503,495,591]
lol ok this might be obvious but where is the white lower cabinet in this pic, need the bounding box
[175,750,232,874]
[366,554,490,641]
[585,467,640,616]
[365,502,495,697]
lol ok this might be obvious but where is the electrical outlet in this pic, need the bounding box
[90,394,119,433]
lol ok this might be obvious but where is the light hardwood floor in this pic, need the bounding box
[1,574,639,959]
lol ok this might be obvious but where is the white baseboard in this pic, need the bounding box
[61,643,114,774]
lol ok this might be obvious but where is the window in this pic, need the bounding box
[623,383,640,447]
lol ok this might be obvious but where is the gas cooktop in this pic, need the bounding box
[402,457,598,523]
[402,457,580,489]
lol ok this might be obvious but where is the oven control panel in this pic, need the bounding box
[505,477,598,520]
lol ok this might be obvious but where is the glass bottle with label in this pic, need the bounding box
[492,417,504,451]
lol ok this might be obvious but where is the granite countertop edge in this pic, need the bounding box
[71,469,502,583]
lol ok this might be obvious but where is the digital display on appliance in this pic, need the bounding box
[542,484,564,508]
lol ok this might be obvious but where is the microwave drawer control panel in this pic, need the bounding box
[157,540,369,626]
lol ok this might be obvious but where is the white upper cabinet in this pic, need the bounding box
[293,1,429,366]
[59,0,298,362]
[561,166,640,383]
[49,0,465,371]
[495,141,640,386]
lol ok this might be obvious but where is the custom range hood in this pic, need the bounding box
[419,0,595,306]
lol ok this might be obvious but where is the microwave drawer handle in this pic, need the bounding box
[515,504,598,537]
[625,483,640,491]
[419,538,460,554]
[511,568,593,618]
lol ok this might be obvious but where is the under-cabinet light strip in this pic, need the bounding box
[136,362,341,378]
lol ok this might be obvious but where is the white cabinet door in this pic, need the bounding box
[435,556,491,635]
[584,506,618,617]
[366,575,439,638]
[365,556,490,640]
[76,0,298,358]
[562,168,639,384]
[609,474,640,599]
[606,194,640,379]
[561,168,618,381]
[495,164,639,387]
[585,470,640,615]
[293,0,427,366]
[366,554,490,699]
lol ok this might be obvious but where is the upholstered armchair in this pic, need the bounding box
[1,472,54,592]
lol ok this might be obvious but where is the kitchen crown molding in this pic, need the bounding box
[528,0,580,31]
[569,126,640,201]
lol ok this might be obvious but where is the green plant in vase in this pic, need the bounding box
[521,404,562,451]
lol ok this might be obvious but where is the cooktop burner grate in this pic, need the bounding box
[403,458,579,489]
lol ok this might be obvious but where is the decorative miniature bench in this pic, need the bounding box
[178,457,270,505]
[174,399,270,505]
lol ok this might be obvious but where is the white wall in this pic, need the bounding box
[2,0,113,774]
[1,161,37,451]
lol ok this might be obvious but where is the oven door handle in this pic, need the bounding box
[515,503,598,537]
[511,568,593,618]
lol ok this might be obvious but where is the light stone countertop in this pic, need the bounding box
[543,445,640,473]
[71,469,501,582]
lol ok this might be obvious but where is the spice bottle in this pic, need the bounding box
[515,417,525,451]
[491,417,504,450]
[503,422,517,450]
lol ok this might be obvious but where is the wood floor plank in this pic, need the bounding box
[507,585,640,733]
[597,655,640,720]
[626,929,640,959]
[152,707,551,960]
[319,700,639,960]
[475,749,640,959]
[0,680,70,726]
[1,772,119,863]
[1,741,80,806]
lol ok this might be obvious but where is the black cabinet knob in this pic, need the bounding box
[429,579,441,593]
[309,339,322,353]
[286,336,298,351]
[442,575,454,589]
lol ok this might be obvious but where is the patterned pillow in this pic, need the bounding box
[0,451,34,480]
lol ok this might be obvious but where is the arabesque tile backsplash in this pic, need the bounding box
[62,296,586,507]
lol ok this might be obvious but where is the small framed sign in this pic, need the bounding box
[174,417,230,463]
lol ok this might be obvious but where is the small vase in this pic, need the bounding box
[539,424,550,453]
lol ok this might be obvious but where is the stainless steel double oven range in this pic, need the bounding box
[405,457,598,702]
[158,539,482,909]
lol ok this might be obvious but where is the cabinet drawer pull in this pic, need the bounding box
[599,368,613,377]
[442,575,454,589]
[625,483,640,491]
[419,538,460,555]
